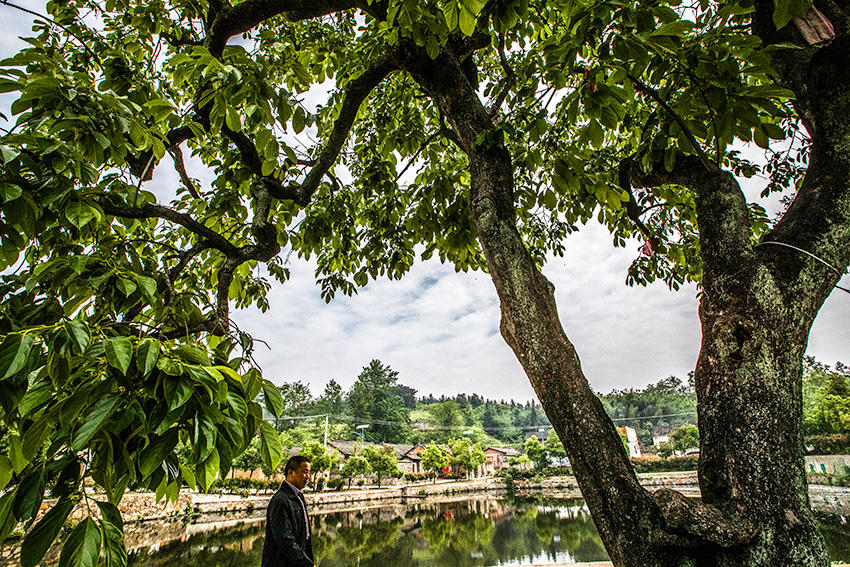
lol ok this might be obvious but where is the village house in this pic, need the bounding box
[651,425,677,447]
[618,426,642,458]
[483,446,523,474]
[326,440,425,474]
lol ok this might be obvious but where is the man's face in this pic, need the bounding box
[287,461,311,490]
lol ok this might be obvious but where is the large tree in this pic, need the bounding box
[347,360,410,442]
[0,0,848,566]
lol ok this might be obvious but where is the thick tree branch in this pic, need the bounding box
[264,51,399,205]
[653,489,759,548]
[626,73,716,171]
[628,156,756,279]
[127,126,196,180]
[168,144,201,199]
[759,36,850,307]
[100,202,242,257]
[206,0,363,55]
[245,181,281,262]
[488,33,515,120]
[617,158,652,239]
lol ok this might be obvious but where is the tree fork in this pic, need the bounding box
[399,42,763,566]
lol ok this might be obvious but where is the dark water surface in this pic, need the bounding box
[129,494,850,567]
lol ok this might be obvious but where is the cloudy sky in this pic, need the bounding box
[1,2,846,402]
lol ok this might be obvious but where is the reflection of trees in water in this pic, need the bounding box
[314,515,405,566]
[124,498,611,567]
[420,512,494,565]
[128,526,264,567]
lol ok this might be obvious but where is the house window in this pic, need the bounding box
[809,464,815,472]
[821,464,827,473]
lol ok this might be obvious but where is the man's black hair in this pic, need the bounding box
[285,455,310,477]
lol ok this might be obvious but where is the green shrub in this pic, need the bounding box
[404,472,432,482]
[805,434,850,455]
[327,478,345,491]
[212,477,280,493]
[808,473,850,487]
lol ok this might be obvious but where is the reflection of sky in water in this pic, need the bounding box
[493,549,577,565]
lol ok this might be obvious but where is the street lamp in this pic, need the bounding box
[354,424,369,443]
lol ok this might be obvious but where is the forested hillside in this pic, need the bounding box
[269,358,700,450]
[273,358,847,452]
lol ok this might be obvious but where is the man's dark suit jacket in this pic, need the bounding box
[262,482,314,567]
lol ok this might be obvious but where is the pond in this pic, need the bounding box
[129,495,850,567]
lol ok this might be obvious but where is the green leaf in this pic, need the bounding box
[215,365,242,383]
[650,20,694,36]
[458,6,477,35]
[136,339,160,376]
[8,434,26,473]
[0,144,20,164]
[761,122,785,139]
[0,456,11,491]
[157,356,183,376]
[179,464,196,488]
[442,1,459,28]
[59,518,102,567]
[292,106,305,134]
[22,415,53,461]
[163,376,193,411]
[65,201,96,229]
[13,471,45,521]
[773,0,811,29]
[105,337,132,375]
[225,106,241,131]
[0,182,22,201]
[0,489,18,543]
[21,498,74,567]
[19,377,53,417]
[116,278,137,297]
[136,275,157,300]
[259,421,283,472]
[197,448,220,492]
[71,394,121,450]
[64,321,91,353]
[96,502,126,567]
[139,429,179,478]
[262,379,284,418]
[753,126,770,148]
[2,333,35,378]
[96,501,123,532]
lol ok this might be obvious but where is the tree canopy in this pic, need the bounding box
[1,0,848,564]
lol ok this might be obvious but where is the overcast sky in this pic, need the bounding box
[1,3,846,402]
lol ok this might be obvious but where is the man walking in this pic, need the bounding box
[262,456,314,567]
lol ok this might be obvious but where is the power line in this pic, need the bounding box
[269,410,697,431]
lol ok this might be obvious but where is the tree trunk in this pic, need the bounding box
[693,293,828,566]
[396,23,849,565]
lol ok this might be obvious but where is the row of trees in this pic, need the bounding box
[232,434,490,486]
[270,358,703,448]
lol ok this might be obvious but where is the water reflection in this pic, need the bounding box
[127,494,850,567]
[129,497,608,566]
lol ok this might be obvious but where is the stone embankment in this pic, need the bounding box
[110,470,702,521]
